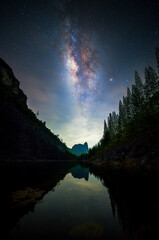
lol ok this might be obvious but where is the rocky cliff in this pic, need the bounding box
[69,142,89,156]
[0,58,27,104]
[0,58,74,160]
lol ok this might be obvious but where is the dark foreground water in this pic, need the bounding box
[1,161,159,240]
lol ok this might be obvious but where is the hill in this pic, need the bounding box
[0,58,75,161]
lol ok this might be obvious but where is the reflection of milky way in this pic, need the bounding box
[64,20,99,104]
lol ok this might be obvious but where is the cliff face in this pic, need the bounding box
[0,58,74,160]
[0,58,27,104]
[69,142,89,156]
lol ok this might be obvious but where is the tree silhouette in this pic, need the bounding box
[144,66,159,100]
[155,48,159,73]
[88,48,159,158]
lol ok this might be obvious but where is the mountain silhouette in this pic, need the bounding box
[69,165,89,181]
[0,58,75,161]
[69,142,89,156]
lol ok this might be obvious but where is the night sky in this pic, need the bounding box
[0,0,159,148]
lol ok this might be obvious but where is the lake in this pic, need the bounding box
[1,162,159,240]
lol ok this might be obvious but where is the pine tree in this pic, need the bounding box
[155,48,159,74]
[131,85,138,115]
[144,66,159,100]
[101,120,110,146]
[108,113,113,138]
[118,100,124,133]
[135,71,143,88]
[131,71,145,114]
[111,111,119,135]
[135,71,145,102]
[103,120,107,136]
[122,96,127,125]
[126,87,133,120]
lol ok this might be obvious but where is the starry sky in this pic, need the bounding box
[0,0,159,148]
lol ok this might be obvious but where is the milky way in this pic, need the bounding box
[1,0,159,147]
[63,18,99,109]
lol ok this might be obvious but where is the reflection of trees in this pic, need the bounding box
[90,166,159,240]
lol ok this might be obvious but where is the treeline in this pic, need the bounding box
[88,48,159,159]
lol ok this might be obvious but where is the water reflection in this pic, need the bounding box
[69,165,89,181]
[89,165,159,240]
[5,164,120,240]
[0,161,75,239]
[1,162,159,240]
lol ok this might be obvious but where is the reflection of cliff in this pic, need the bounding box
[70,165,89,181]
[0,161,76,238]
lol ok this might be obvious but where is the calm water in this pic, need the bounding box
[2,163,159,240]
[5,165,122,240]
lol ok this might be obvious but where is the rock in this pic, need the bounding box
[0,58,27,104]
[69,142,89,156]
